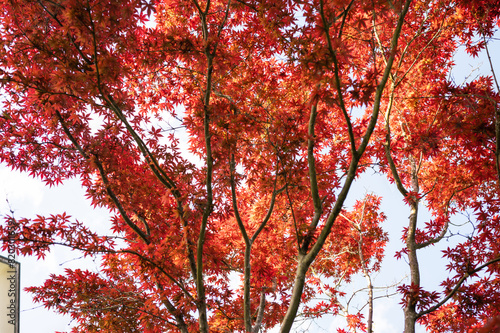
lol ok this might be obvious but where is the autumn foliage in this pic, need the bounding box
[0,0,499,332]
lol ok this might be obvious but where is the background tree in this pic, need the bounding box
[0,0,499,332]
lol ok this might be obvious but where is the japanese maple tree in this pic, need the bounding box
[0,0,499,332]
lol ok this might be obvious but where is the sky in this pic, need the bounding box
[0,23,499,333]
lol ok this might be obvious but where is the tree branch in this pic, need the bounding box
[383,87,409,197]
[302,98,323,252]
[251,287,267,333]
[417,256,500,319]
[54,110,150,244]
[279,2,413,332]
[319,0,357,155]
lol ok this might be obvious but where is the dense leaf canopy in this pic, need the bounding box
[0,0,499,332]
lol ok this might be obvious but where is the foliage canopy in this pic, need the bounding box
[0,0,499,332]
